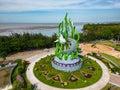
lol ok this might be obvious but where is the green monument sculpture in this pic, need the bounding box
[52,13,82,72]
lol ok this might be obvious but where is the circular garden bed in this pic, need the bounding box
[34,55,102,89]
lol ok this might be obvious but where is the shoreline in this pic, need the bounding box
[0,24,59,35]
[0,24,83,36]
[0,23,58,30]
[0,26,58,31]
[0,28,58,36]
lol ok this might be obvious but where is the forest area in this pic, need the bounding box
[80,23,120,42]
[0,33,57,60]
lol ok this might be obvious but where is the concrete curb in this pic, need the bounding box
[9,63,18,85]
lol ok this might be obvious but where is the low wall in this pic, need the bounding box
[0,63,17,71]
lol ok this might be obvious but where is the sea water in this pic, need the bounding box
[0,23,83,36]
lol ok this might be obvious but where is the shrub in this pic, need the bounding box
[12,80,23,90]
[18,67,24,74]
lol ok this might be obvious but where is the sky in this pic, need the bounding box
[0,0,120,23]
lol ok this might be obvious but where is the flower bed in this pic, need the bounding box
[34,55,102,88]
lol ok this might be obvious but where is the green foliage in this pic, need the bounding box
[12,59,34,90]
[16,59,23,65]
[93,53,120,73]
[0,51,7,62]
[81,23,120,42]
[99,53,120,67]
[0,33,57,58]
[12,80,23,90]
[18,67,25,74]
[102,84,120,90]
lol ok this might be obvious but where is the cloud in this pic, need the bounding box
[0,0,120,12]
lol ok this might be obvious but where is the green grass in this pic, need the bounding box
[96,40,120,51]
[11,59,34,90]
[99,53,120,67]
[96,40,115,47]
[34,55,102,88]
[92,53,120,73]
[102,83,120,90]
[99,53,120,73]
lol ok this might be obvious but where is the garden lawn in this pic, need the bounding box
[99,53,120,67]
[102,84,120,90]
[34,55,102,88]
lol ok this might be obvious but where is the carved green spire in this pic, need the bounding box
[55,13,80,60]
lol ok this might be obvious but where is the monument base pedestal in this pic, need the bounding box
[52,56,82,72]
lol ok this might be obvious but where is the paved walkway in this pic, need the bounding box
[109,74,120,87]
[25,50,54,63]
[26,50,110,90]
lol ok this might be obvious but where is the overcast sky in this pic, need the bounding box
[0,0,120,23]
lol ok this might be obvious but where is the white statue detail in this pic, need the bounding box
[55,34,66,44]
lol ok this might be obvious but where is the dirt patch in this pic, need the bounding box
[79,44,120,58]
[0,48,54,62]
[0,67,13,88]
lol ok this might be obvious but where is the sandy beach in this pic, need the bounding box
[0,23,83,36]
[0,23,58,31]
[0,23,59,36]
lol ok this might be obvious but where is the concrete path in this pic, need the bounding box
[26,51,110,90]
[109,74,120,87]
[25,50,54,63]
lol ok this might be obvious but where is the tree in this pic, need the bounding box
[0,51,7,63]
[81,23,120,42]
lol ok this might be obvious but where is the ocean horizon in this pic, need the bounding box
[0,21,120,36]
[0,23,84,36]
